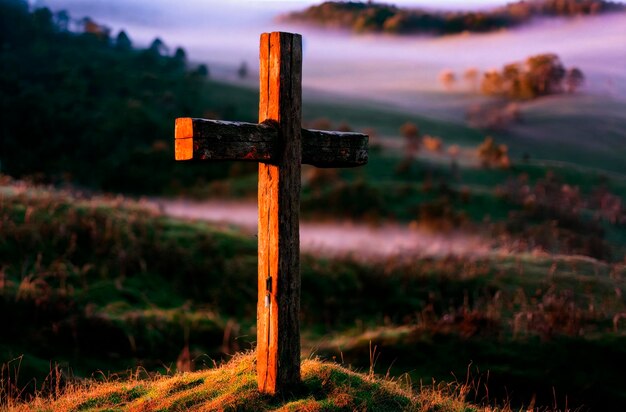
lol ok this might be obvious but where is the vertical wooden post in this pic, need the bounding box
[257,32,302,394]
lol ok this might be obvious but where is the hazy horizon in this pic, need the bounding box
[42,0,626,115]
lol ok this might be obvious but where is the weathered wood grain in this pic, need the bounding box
[302,129,368,167]
[174,118,368,167]
[257,31,275,395]
[257,31,302,394]
[173,30,370,397]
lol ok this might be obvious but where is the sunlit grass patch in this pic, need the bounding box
[15,352,490,411]
[74,384,147,411]
[300,359,413,410]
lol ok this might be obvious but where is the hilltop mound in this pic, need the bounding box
[13,352,478,411]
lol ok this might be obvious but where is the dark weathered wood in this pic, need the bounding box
[256,31,302,395]
[302,129,368,167]
[175,118,368,167]
[174,31,369,396]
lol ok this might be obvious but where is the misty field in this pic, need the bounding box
[2,0,626,410]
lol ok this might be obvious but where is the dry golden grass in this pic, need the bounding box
[13,352,257,412]
[9,351,503,412]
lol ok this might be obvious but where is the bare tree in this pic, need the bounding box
[565,67,585,93]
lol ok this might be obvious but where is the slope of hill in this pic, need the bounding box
[3,182,626,409]
[0,0,258,194]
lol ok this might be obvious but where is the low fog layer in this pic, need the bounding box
[45,0,626,108]
[158,199,493,259]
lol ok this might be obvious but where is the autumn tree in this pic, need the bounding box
[422,135,443,152]
[400,121,420,154]
[439,69,456,90]
[396,121,420,175]
[480,53,577,99]
[463,67,479,91]
[400,122,419,138]
[477,136,510,168]
[481,70,504,95]
[81,17,110,40]
[525,53,565,95]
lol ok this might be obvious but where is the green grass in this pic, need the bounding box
[499,94,626,175]
[190,80,626,260]
[303,92,486,147]
[312,327,626,410]
[2,184,626,409]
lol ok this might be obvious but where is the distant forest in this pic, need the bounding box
[0,0,252,195]
[282,0,626,35]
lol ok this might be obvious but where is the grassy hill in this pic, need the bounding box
[10,353,485,412]
[2,182,626,409]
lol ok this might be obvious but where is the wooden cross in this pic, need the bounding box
[174,32,368,394]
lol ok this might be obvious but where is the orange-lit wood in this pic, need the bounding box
[257,31,302,394]
[174,117,194,160]
[173,31,368,396]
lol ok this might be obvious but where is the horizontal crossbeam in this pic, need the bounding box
[175,118,368,168]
